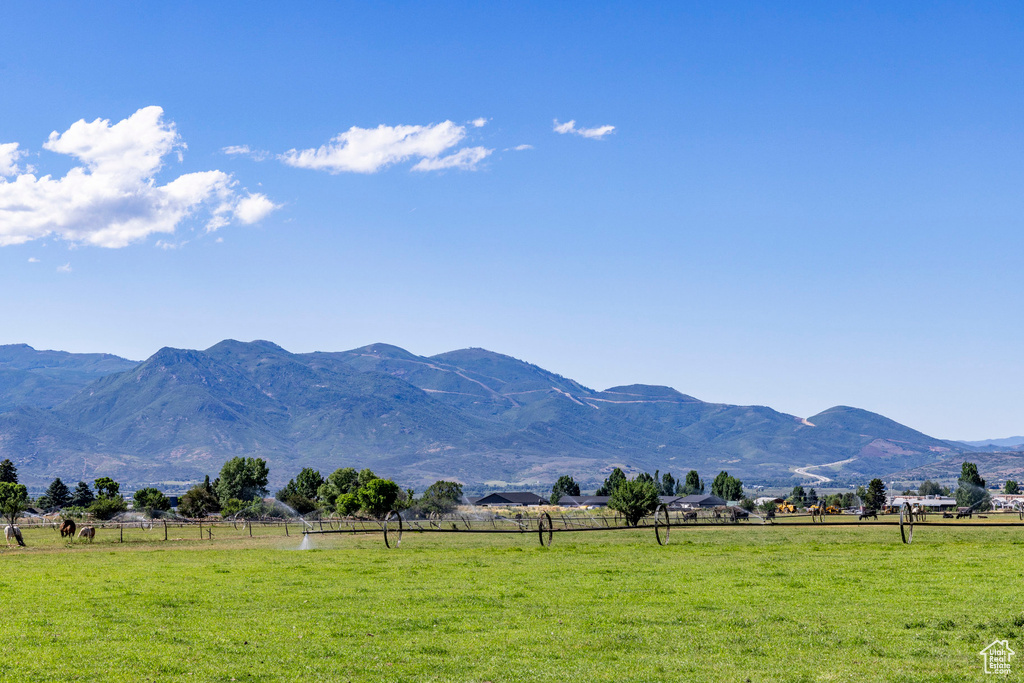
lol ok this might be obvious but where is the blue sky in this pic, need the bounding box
[1,3,1021,439]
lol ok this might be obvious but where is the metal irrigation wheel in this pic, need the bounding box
[654,504,671,546]
[383,510,403,549]
[537,512,553,547]
[899,503,913,544]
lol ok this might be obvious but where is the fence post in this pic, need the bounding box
[119,525,123,543]
[285,522,289,536]
[248,521,252,537]
[199,520,203,540]
[164,520,168,541]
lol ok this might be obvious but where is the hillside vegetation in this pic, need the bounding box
[0,341,970,488]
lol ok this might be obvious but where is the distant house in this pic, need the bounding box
[676,494,727,509]
[556,495,610,508]
[474,492,549,507]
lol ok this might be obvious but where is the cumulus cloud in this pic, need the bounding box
[56,262,72,273]
[0,106,278,248]
[0,143,31,176]
[513,144,533,151]
[233,193,280,223]
[553,119,615,140]
[470,118,488,128]
[27,257,39,263]
[280,121,491,174]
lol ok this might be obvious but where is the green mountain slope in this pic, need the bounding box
[0,340,969,488]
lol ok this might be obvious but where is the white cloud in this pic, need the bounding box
[27,257,39,263]
[470,118,488,128]
[411,146,491,172]
[233,193,279,224]
[0,143,31,176]
[514,144,533,151]
[553,119,615,140]
[222,145,271,161]
[56,262,72,273]
[280,121,491,174]
[0,106,278,248]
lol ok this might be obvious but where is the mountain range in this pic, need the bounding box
[0,340,1006,490]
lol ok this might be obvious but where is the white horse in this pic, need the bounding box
[77,526,95,542]
[4,525,25,547]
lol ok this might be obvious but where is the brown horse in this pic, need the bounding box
[60,519,76,539]
[77,526,95,542]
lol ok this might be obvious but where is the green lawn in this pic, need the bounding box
[0,522,1021,682]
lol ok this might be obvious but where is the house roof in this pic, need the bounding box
[676,494,727,507]
[557,495,610,506]
[474,492,549,506]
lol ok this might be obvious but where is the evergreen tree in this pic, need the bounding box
[1005,480,1020,495]
[956,461,990,510]
[42,477,72,509]
[0,459,17,484]
[864,479,887,510]
[70,481,95,507]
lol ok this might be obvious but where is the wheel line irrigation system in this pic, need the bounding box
[301,503,1024,548]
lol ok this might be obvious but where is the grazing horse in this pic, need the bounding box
[77,526,95,542]
[60,519,76,539]
[4,525,25,547]
[859,509,878,521]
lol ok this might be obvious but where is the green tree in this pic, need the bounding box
[789,485,806,506]
[357,478,400,518]
[293,468,324,500]
[93,477,120,499]
[711,471,743,501]
[739,497,756,512]
[658,472,678,496]
[335,493,360,517]
[956,461,990,510]
[864,479,886,511]
[317,467,360,510]
[595,468,627,496]
[0,459,17,484]
[807,488,818,504]
[178,483,220,518]
[276,467,324,515]
[550,475,580,504]
[1005,480,1020,495]
[88,496,128,520]
[682,470,704,495]
[357,468,379,489]
[918,480,947,496]
[70,481,95,507]
[40,478,72,510]
[0,481,29,526]
[132,488,172,517]
[418,480,464,515]
[216,457,269,504]
[608,478,660,526]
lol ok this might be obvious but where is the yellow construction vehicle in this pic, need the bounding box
[777,502,796,514]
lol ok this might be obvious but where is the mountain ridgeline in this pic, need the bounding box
[0,341,970,488]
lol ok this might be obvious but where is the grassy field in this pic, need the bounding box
[0,520,1021,682]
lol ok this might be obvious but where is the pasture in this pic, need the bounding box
[0,520,1021,682]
